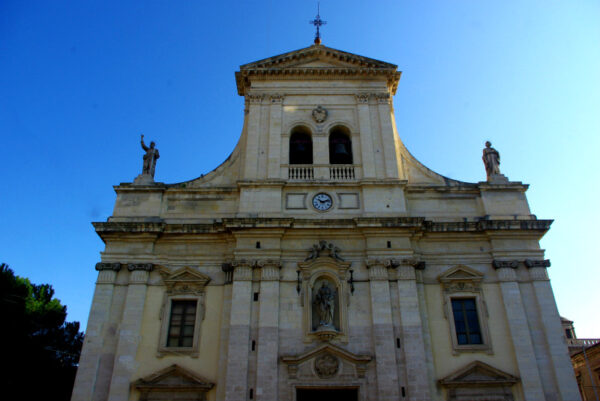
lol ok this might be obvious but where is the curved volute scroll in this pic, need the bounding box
[298,241,352,343]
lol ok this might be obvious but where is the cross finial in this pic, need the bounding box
[309,2,327,45]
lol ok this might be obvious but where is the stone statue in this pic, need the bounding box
[482,141,501,180]
[314,282,335,328]
[141,134,160,178]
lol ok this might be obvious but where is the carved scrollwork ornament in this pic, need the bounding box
[312,105,328,123]
[524,259,551,268]
[305,240,344,262]
[492,260,519,269]
[127,263,154,272]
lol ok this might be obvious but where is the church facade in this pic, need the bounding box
[71,43,579,401]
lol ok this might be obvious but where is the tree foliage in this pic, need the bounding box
[0,263,84,400]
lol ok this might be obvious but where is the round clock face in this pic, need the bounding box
[312,193,333,211]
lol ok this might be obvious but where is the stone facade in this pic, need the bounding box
[72,44,579,401]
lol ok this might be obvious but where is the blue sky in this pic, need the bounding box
[1,1,599,336]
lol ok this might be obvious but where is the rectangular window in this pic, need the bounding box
[167,300,197,347]
[451,298,482,345]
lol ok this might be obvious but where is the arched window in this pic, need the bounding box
[289,127,313,164]
[329,127,353,164]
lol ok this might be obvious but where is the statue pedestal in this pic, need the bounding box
[133,174,155,185]
[314,326,338,342]
[487,173,509,184]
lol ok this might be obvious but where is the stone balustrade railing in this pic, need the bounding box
[286,164,359,181]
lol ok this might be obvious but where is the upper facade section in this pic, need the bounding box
[235,44,401,96]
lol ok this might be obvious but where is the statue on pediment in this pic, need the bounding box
[141,134,160,178]
[482,141,501,180]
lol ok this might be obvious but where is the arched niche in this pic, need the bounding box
[289,125,313,164]
[298,241,352,343]
[328,125,353,165]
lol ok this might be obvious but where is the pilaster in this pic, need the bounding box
[356,94,375,178]
[107,263,153,401]
[394,260,432,401]
[267,94,283,179]
[71,263,121,401]
[494,262,545,401]
[365,259,400,400]
[375,93,400,178]
[255,260,281,401]
[243,94,264,179]
[224,261,253,401]
[526,260,580,401]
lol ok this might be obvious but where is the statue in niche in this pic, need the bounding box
[482,141,501,179]
[140,134,160,178]
[314,281,335,329]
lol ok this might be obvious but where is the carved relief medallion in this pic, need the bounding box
[312,105,328,123]
[314,353,339,378]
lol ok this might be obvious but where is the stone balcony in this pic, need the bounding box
[285,164,360,181]
[567,338,600,355]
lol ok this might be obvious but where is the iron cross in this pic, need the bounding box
[309,3,327,44]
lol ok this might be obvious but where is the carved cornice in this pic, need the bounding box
[93,218,554,241]
[524,259,551,268]
[492,260,519,270]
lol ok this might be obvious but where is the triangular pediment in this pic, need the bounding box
[236,44,401,95]
[281,343,371,366]
[438,265,484,283]
[133,364,214,391]
[240,44,397,70]
[439,361,519,387]
[159,266,211,293]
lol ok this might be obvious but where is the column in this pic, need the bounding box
[224,262,253,401]
[356,94,375,178]
[267,95,283,179]
[107,263,153,401]
[495,262,545,401]
[527,260,580,401]
[366,260,400,400]
[396,262,432,401]
[255,261,281,401]
[71,263,120,401]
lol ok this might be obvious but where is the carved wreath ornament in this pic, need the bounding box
[314,353,339,378]
[312,105,328,123]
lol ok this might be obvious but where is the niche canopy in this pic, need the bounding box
[235,44,402,96]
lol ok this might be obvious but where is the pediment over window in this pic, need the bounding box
[281,343,372,379]
[439,265,484,282]
[133,364,214,400]
[439,360,519,387]
[159,266,211,295]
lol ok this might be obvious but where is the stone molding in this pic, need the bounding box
[93,218,553,240]
[438,360,519,398]
[159,266,211,296]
